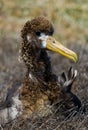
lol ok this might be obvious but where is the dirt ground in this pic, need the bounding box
[0,36,88,130]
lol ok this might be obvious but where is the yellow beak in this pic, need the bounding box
[46,36,78,62]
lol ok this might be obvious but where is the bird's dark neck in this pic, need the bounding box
[21,41,57,83]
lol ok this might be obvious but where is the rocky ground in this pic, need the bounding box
[0,36,88,130]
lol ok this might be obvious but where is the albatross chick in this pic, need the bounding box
[20,16,81,117]
[0,16,81,125]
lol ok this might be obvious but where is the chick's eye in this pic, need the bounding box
[35,31,41,36]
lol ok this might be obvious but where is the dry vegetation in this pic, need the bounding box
[0,0,88,43]
[0,0,88,130]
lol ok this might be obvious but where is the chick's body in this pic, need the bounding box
[20,17,61,116]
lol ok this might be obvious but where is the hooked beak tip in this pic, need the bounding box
[46,36,78,63]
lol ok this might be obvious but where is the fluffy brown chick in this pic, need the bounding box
[20,16,81,117]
